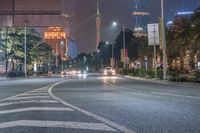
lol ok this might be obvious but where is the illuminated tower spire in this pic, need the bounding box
[132,0,149,36]
[96,0,101,48]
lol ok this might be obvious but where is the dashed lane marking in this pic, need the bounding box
[0,107,74,115]
[48,81,136,133]
[0,100,58,107]
[103,80,200,100]
[0,120,117,131]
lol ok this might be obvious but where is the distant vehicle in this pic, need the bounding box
[104,67,116,76]
[60,70,71,76]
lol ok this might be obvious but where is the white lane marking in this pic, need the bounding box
[48,81,136,133]
[0,120,116,131]
[18,93,49,96]
[103,80,200,100]
[0,107,74,115]
[0,83,54,102]
[0,100,58,107]
[10,96,50,100]
[151,92,200,99]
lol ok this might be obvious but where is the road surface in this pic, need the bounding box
[0,74,200,133]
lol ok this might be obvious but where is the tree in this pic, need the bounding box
[167,7,200,71]
[0,27,41,72]
[113,29,134,67]
[32,43,54,72]
[97,41,111,67]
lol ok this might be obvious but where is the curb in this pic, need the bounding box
[0,76,52,81]
[124,75,200,88]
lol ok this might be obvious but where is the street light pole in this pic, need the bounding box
[123,25,126,69]
[56,42,58,74]
[161,0,167,80]
[24,27,27,77]
[112,43,114,67]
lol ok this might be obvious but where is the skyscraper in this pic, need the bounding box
[132,0,149,36]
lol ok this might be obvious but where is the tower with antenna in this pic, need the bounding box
[132,0,149,36]
[96,0,101,48]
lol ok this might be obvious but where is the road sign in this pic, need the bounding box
[144,56,148,61]
[147,23,159,46]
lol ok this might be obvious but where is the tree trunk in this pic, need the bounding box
[5,27,8,73]
[11,58,14,71]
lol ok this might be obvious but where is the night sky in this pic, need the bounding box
[73,0,199,53]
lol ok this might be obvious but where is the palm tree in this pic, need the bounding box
[167,7,200,72]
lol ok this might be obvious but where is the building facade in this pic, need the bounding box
[132,0,149,36]
[67,40,78,59]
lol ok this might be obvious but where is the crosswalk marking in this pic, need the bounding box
[0,107,74,115]
[9,96,50,100]
[0,120,117,131]
[0,100,58,107]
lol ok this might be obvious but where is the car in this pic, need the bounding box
[60,70,71,76]
[104,67,116,76]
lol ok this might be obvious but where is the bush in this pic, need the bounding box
[138,69,147,77]
[178,75,189,82]
[157,69,163,79]
[6,71,25,78]
[168,67,181,81]
[147,70,154,78]
[194,71,200,82]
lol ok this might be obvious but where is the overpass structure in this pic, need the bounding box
[0,0,71,27]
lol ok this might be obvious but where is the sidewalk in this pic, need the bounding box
[0,75,51,81]
[124,75,200,88]
[0,77,7,80]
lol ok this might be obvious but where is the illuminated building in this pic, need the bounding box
[132,0,149,36]
[166,0,199,27]
[68,40,78,59]
[44,27,68,60]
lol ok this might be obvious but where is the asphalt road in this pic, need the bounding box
[0,74,200,133]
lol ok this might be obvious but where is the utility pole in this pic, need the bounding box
[161,0,167,80]
[123,25,126,69]
[96,0,101,49]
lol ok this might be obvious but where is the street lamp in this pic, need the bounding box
[112,21,126,69]
[60,41,65,70]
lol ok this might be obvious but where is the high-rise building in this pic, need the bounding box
[166,0,199,27]
[132,0,149,36]
[44,27,68,60]
[68,40,78,59]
